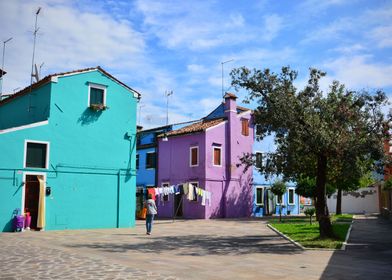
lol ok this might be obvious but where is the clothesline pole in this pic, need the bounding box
[173,194,183,223]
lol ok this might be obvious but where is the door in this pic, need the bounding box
[24,175,40,229]
[174,193,183,217]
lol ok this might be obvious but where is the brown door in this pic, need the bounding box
[24,175,40,229]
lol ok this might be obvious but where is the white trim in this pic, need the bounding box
[189,146,199,167]
[212,146,222,167]
[255,186,264,206]
[288,188,295,205]
[0,120,49,135]
[224,109,237,113]
[236,111,252,118]
[24,140,50,169]
[55,69,97,79]
[88,83,107,107]
[22,172,47,229]
[205,120,227,132]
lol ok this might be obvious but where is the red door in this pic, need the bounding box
[24,175,40,230]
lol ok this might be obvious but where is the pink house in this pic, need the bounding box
[157,93,254,218]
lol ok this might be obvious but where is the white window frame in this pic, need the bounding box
[189,181,199,202]
[255,186,264,206]
[212,146,222,167]
[288,188,295,205]
[190,146,199,167]
[24,140,50,169]
[162,182,170,202]
[88,83,107,107]
[145,151,156,170]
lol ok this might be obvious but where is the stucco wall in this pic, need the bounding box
[0,70,137,232]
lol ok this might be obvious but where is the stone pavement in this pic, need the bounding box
[0,216,391,279]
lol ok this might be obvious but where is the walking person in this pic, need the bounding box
[145,193,157,235]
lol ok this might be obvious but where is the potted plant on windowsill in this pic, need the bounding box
[89,104,109,111]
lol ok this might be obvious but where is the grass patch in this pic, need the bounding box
[269,215,352,249]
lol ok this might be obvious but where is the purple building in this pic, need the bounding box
[157,93,254,219]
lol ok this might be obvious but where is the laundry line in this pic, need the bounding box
[147,182,212,206]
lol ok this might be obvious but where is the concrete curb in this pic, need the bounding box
[267,224,305,250]
[267,221,354,251]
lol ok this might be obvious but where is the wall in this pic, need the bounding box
[327,186,380,214]
[0,83,51,129]
[157,132,206,218]
[0,70,138,231]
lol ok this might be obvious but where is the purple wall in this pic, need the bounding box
[157,95,253,219]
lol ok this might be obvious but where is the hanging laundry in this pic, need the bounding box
[147,188,156,200]
[183,183,189,196]
[201,190,206,206]
[187,183,194,201]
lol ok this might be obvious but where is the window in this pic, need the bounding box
[255,187,264,206]
[162,182,169,202]
[255,152,263,169]
[190,182,198,201]
[288,188,295,205]
[146,152,156,169]
[241,119,249,136]
[276,194,283,205]
[136,154,139,170]
[88,83,106,107]
[25,141,49,169]
[190,146,199,167]
[213,146,222,166]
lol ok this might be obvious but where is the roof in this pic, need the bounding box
[0,66,141,106]
[158,118,225,138]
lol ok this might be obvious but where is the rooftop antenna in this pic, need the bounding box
[221,59,234,97]
[0,37,13,97]
[30,7,41,88]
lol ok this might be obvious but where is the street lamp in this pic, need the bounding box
[0,37,13,97]
[162,90,173,142]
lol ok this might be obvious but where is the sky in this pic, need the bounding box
[0,0,391,129]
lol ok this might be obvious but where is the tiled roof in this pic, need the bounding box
[158,118,225,138]
[0,66,140,106]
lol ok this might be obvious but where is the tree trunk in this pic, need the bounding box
[315,154,334,238]
[336,188,342,215]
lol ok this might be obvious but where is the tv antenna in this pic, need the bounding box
[30,7,41,87]
[221,59,234,97]
[165,90,173,125]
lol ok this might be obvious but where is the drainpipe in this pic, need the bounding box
[117,170,120,228]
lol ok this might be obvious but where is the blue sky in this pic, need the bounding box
[0,0,391,128]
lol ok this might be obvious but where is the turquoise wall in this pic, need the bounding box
[0,70,137,232]
[0,83,51,129]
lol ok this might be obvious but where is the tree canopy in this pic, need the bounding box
[231,66,391,238]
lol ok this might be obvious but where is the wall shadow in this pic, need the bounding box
[66,234,302,256]
[77,108,103,126]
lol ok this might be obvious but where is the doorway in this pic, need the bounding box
[174,193,183,217]
[24,174,41,230]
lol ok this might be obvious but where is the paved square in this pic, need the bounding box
[1,217,391,279]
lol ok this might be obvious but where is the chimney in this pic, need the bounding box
[223,92,237,118]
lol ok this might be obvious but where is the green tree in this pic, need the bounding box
[231,66,390,238]
[270,180,287,222]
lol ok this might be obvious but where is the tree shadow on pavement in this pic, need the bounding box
[320,215,392,280]
[66,234,303,256]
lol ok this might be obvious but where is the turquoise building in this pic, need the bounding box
[0,67,140,232]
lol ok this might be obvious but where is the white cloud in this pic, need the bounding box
[370,25,392,48]
[0,0,146,93]
[262,14,284,42]
[323,55,392,88]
